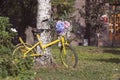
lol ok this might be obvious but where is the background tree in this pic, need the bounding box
[82,0,110,46]
[0,0,37,44]
[81,0,120,46]
[0,0,75,44]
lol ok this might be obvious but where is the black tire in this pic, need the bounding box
[60,45,78,68]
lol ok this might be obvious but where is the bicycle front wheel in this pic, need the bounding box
[60,45,78,68]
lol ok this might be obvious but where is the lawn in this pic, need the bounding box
[36,46,120,80]
[1,46,120,80]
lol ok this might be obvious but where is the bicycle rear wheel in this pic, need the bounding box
[60,45,78,68]
[12,44,35,65]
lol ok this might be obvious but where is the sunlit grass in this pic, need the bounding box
[1,46,120,80]
[36,46,120,80]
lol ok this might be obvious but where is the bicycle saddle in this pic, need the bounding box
[32,28,51,34]
[32,28,44,33]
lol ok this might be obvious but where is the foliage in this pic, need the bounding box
[51,0,74,20]
[0,16,35,80]
[0,56,35,79]
[76,0,110,45]
[0,0,37,25]
[0,16,15,78]
[0,17,13,47]
[85,1,106,28]
[0,0,37,41]
[12,58,35,80]
[50,0,75,40]
[0,49,35,80]
[108,0,120,3]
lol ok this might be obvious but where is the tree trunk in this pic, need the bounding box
[36,0,52,66]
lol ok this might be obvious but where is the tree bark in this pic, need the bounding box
[36,0,52,66]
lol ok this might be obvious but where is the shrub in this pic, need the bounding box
[0,16,18,46]
[0,16,35,80]
[0,16,15,78]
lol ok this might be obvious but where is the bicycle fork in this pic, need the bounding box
[61,37,69,68]
[61,37,66,55]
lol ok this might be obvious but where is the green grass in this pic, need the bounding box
[36,46,120,80]
[1,46,120,80]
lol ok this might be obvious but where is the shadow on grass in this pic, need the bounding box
[90,58,120,64]
[103,48,120,55]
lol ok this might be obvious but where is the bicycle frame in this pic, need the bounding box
[19,34,68,58]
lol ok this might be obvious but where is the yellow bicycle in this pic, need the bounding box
[12,28,78,68]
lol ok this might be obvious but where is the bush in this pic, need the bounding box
[0,16,16,78]
[0,17,12,47]
[0,16,35,80]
